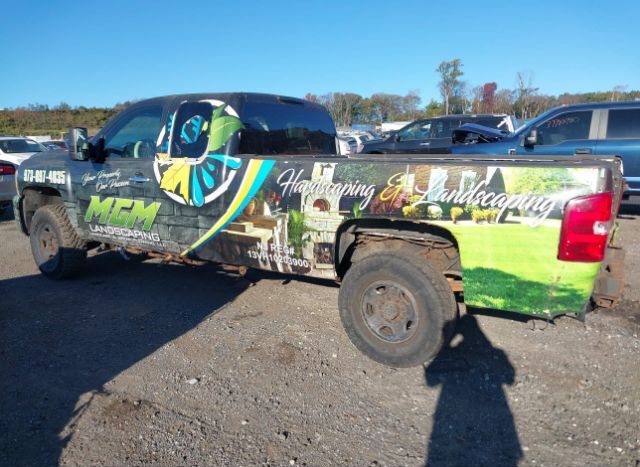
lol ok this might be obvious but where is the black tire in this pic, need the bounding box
[339,249,457,367]
[30,204,86,279]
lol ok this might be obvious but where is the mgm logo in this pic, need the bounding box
[84,196,161,231]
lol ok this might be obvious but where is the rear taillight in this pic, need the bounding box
[558,192,613,262]
[0,163,15,175]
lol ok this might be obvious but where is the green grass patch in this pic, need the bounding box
[447,223,600,315]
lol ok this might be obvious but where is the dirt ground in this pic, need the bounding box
[1,204,639,467]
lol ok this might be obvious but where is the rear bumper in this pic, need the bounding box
[0,174,16,204]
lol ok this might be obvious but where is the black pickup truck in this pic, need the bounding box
[13,93,625,367]
[360,114,517,154]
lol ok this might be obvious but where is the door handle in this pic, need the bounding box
[419,142,431,146]
[128,176,150,183]
[575,148,592,154]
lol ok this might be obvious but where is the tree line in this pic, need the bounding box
[1,61,638,136]
[308,59,638,127]
[0,102,131,137]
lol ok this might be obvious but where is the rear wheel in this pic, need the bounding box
[339,249,457,367]
[30,204,86,279]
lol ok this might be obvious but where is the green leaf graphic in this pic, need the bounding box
[212,103,227,121]
[208,115,244,152]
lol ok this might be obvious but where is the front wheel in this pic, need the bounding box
[339,250,457,367]
[30,204,86,279]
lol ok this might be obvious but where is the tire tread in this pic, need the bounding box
[31,204,86,278]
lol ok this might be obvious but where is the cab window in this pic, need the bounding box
[431,119,457,138]
[399,120,431,141]
[238,101,336,155]
[607,109,640,138]
[104,105,163,158]
[536,111,592,145]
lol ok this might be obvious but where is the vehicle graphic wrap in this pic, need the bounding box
[181,158,275,256]
[154,100,244,207]
[67,145,608,318]
[188,159,605,317]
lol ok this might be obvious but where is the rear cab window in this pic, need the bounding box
[431,119,457,138]
[238,99,337,155]
[607,108,640,138]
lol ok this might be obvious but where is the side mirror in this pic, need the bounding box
[89,137,107,163]
[69,127,89,160]
[394,133,401,142]
[524,128,538,147]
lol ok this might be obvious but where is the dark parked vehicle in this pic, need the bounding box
[0,159,16,214]
[452,101,640,197]
[360,114,518,154]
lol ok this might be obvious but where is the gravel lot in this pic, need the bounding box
[1,204,639,467]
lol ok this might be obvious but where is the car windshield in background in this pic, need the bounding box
[0,139,44,153]
[43,141,68,149]
[470,117,510,131]
[239,101,336,155]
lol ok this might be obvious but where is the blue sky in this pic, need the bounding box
[1,0,638,108]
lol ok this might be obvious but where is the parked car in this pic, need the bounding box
[349,134,373,153]
[0,137,47,165]
[0,137,46,213]
[342,137,358,154]
[42,140,69,151]
[360,114,518,154]
[0,159,16,214]
[451,101,640,197]
[337,137,352,155]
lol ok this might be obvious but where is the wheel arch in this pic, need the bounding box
[334,218,461,279]
[21,186,64,234]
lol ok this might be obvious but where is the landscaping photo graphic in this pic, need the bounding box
[211,159,601,316]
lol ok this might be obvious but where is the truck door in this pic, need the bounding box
[152,98,244,256]
[514,110,595,156]
[594,107,640,194]
[429,118,458,154]
[71,103,168,250]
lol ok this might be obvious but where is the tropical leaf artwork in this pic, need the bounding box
[159,158,191,201]
[287,209,316,256]
[156,103,244,206]
[208,104,244,152]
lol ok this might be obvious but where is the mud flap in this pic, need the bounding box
[592,245,625,308]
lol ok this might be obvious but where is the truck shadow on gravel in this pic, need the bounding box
[424,313,522,467]
[0,252,253,467]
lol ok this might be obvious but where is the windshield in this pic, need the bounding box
[513,107,559,136]
[470,117,509,131]
[0,139,45,154]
